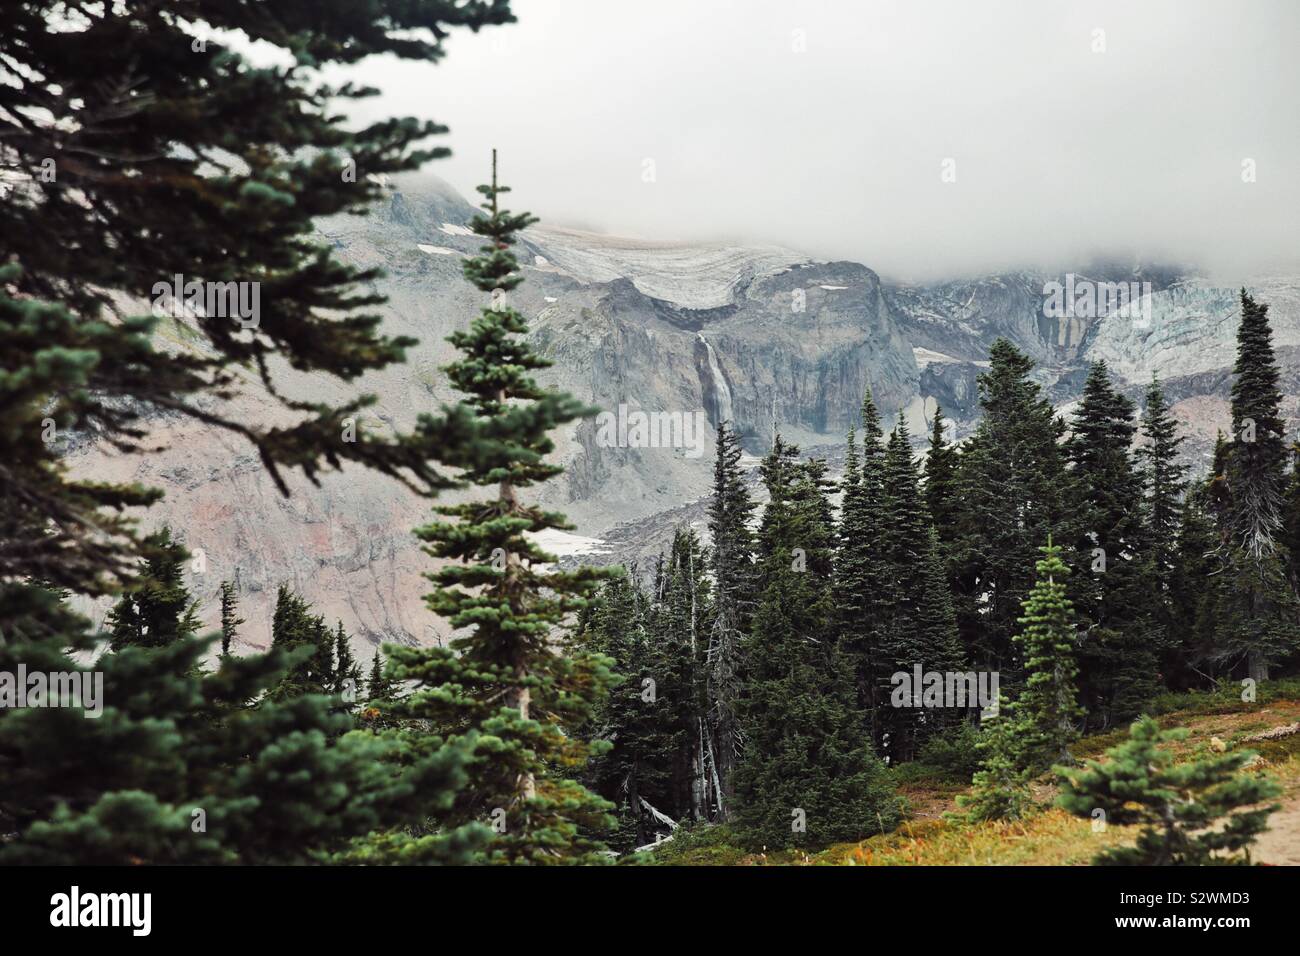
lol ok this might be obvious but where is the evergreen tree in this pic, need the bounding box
[1067,361,1156,726]
[578,574,660,850]
[1138,377,1189,683]
[955,699,1034,823]
[1281,444,1300,593]
[0,2,517,865]
[734,436,900,849]
[218,581,243,660]
[269,585,335,698]
[833,391,891,742]
[951,340,1070,684]
[332,621,361,701]
[1227,292,1288,559]
[365,648,394,704]
[704,420,756,817]
[0,1,513,601]
[106,528,200,651]
[380,155,619,863]
[877,419,965,762]
[1216,292,1299,681]
[1058,716,1280,865]
[958,540,1082,821]
[651,529,715,823]
[923,402,960,546]
[1011,541,1083,767]
[1172,482,1225,684]
[2,589,484,865]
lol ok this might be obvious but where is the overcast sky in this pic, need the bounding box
[337,0,1300,281]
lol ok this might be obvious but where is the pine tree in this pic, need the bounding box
[578,574,660,850]
[1138,377,1189,683]
[383,155,619,863]
[269,585,336,698]
[106,528,200,652]
[0,2,517,865]
[951,340,1070,683]
[654,529,715,823]
[955,699,1034,823]
[734,436,900,849]
[877,419,965,762]
[923,402,960,546]
[958,540,1083,821]
[1227,292,1288,559]
[1058,716,1280,865]
[218,581,244,659]
[2,588,484,865]
[1067,361,1156,726]
[1281,444,1300,593]
[332,621,361,701]
[1012,540,1083,767]
[1216,292,1299,681]
[704,420,756,817]
[365,648,393,704]
[0,2,512,600]
[833,391,891,742]
[1172,482,1225,685]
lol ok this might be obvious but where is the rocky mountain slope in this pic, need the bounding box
[67,175,1300,652]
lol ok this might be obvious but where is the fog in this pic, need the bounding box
[339,0,1300,281]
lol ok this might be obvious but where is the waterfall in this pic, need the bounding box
[697,332,734,427]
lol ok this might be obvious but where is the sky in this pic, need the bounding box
[330,0,1300,281]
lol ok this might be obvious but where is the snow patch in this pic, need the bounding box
[525,225,808,310]
[438,222,474,237]
[912,347,963,368]
[526,528,607,557]
[819,284,848,291]
[417,244,459,256]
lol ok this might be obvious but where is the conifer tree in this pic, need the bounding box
[579,574,660,850]
[1216,292,1298,681]
[1067,361,1155,726]
[833,391,891,739]
[0,1,514,600]
[958,539,1081,821]
[218,581,243,660]
[923,403,960,546]
[365,648,394,704]
[0,2,517,865]
[1011,541,1083,767]
[877,419,965,761]
[380,155,619,863]
[955,698,1034,823]
[735,436,900,848]
[1138,377,1189,681]
[704,420,755,816]
[1281,444,1300,592]
[332,621,361,701]
[951,340,1070,682]
[106,528,200,651]
[1058,716,1279,865]
[652,529,715,822]
[269,585,336,698]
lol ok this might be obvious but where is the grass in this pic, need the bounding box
[651,683,1300,866]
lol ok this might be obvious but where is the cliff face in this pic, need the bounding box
[66,175,1300,651]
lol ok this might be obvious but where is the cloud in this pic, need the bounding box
[335,0,1300,281]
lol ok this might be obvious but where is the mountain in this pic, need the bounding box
[65,175,1300,652]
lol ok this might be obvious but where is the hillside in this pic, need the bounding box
[651,681,1300,866]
